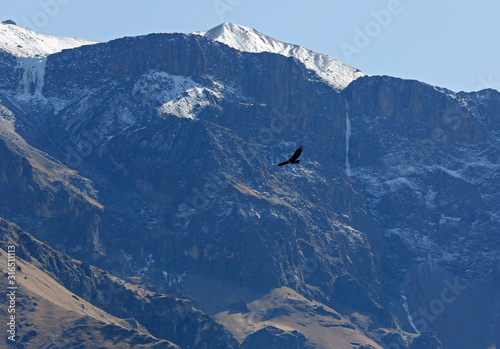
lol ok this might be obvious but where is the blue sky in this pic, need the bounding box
[2,0,499,92]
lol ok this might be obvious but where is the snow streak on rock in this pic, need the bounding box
[17,56,47,98]
[345,100,352,175]
[401,293,420,334]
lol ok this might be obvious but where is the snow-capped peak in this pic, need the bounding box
[0,20,98,57]
[194,23,366,90]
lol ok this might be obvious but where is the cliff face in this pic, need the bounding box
[0,112,104,260]
[0,23,499,348]
[343,76,500,348]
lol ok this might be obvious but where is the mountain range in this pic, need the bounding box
[0,20,499,348]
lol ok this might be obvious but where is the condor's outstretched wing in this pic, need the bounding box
[289,145,303,162]
[277,159,291,167]
[276,145,303,166]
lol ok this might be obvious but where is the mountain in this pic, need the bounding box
[0,218,235,348]
[194,23,366,90]
[0,20,97,57]
[0,21,499,348]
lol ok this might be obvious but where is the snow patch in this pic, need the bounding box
[162,271,186,286]
[0,21,97,57]
[133,71,226,119]
[439,214,462,225]
[194,23,366,90]
[383,177,418,192]
[158,86,221,119]
[145,253,154,266]
[138,253,155,276]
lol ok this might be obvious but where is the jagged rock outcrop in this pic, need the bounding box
[242,326,310,349]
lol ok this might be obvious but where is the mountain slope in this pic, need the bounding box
[194,23,365,90]
[0,20,97,57]
[0,218,238,348]
[0,243,180,348]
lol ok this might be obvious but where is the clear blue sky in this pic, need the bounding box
[2,0,499,92]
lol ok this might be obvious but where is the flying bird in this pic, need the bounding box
[277,145,303,167]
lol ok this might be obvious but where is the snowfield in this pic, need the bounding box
[0,20,98,57]
[193,23,366,91]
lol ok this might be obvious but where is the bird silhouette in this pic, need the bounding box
[277,145,303,166]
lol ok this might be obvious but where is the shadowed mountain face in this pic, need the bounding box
[0,23,499,348]
[0,218,236,348]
